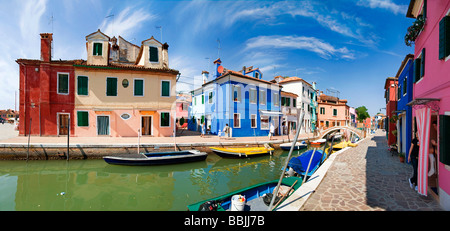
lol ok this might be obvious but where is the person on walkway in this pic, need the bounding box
[223,124,230,138]
[269,123,275,140]
[408,131,420,191]
[200,122,205,137]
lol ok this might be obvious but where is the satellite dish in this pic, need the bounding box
[217,65,224,74]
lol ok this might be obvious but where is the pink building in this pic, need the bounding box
[406,0,450,210]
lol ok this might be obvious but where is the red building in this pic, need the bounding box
[16,33,76,136]
[384,77,398,146]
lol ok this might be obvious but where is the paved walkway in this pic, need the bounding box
[299,130,442,211]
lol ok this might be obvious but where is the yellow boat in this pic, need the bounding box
[210,145,274,158]
[325,141,358,154]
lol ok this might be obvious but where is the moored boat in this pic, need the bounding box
[279,141,307,150]
[187,177,302,211]
[103,150,207,166]
[310,138,326,147]
[325,141,347,154]
[209,145,274,158]
[286,149,326,177]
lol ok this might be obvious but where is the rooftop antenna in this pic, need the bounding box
[217,39,221,59]
[48,13,55,59]
[105,14,115,36]
[156,26,163,42]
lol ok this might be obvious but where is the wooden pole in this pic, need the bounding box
[67,117,70,161]
[302,148,317,185]
[27,118,31,161]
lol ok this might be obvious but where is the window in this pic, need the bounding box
[251,114,257,128]
[77,76,88,96]
[77,111,89,127]
[320,107,325,115]
[439,115,450,165]
[333,109,338,116]
[286,97,290,107]
[259,90,266,105]
[160,112,170,127]
[398,84,402,100]
[414,48,425,82]
[439,16,450,60]
[93,43,102,56]
[293,98,297,107]
[233,85,241,102]
[255,72,260,79]
[57,73,69,94]
[273,92,279,106]
[261,115,269,130]
[250,88,256,104]
[402,78,407,96]
[202,95,204,104]
[233,113,240,128]
[161,80,170,97]
[281,97,286,106]
[134,79,144,96]
[326,121,329,127]
[208,92,213,104]
[106,77,117,96]
[149,46,158,62]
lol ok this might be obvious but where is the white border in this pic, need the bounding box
[76,75,89,96]
[106,77,118,97]
[96,114,110,136]
[133,78,145,97]
[161,80,171,97]
[57,72,70,95]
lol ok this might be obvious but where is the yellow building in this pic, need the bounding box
[73,30,179,137]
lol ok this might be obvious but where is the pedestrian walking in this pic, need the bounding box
[223,124,230,138]
[408,131,420,191]
[201,122,206,137]
[268,123,275,140]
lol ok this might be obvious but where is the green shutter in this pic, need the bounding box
[58,74,69,94]
[420,48,425,77]
[77,111,89,126]
[94,43,102,56]
[286,98,290,107]
[439,115,450,165]
[160,112,170,126]
[161,81,170,96]
[149,46,158,62]
[413,58,421,83]
[134,79,144,96]
[77,76,88,95]
[202,95,204,104]
[106,78,117,96]
[281,97,285,106]
[439,16,450,60]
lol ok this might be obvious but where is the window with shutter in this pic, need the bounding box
[106,77,117,96]
[77,76,88,96]
[402,78,407,96]
[93,43,102,56]
[413,57,421,83]
[134,79,144,96]
[149,46,158,62]
[439,115,450,165]
[77,111,89,127]
[439,16,450,60]
[420,48,425,77]
[58,73,69,94]
[161,80,170,97]
[160,112,170,127]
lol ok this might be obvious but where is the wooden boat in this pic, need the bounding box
[279,141,307,150]
[287,149,326,177]
[103,150,208,166]
[187,177,302,211]
[325,141,347,154]
[210,145,274,158]
[310,138,326,147]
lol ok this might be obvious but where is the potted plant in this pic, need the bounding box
[399,152,405,163]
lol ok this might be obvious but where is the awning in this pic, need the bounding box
[259,110,283,116]
[406,98,440,112]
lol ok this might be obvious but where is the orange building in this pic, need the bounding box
[317,93,350,130]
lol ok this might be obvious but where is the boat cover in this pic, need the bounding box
[287,150,324,174]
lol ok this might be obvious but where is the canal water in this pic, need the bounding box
[0,147,318,211]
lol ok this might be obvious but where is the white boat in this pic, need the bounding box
[280,141,307,150]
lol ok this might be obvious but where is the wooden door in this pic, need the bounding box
[59,114,69,135]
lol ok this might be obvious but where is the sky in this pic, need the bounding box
[0,0,415,116]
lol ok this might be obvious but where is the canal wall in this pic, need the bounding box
[0,136,317,160]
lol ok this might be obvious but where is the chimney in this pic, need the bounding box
[40,33,53,62]
[202,71,209,84]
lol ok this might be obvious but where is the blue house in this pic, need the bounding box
[189,59,282,137]
[396,54,414,159]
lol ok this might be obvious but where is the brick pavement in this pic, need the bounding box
[300,130,442,211]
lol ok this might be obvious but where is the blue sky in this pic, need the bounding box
[0,0,414,116]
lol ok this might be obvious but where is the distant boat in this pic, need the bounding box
[187,177,302,211]
[287,149,326,177]
[310,138,326,147]
[280,141,307,150]
[103,150,207,166]
[210,145,274,158]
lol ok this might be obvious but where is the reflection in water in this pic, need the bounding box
[0,147,316,211]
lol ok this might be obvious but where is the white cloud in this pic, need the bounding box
[19,0,47,41]
[245,35,355,60]
[357,0,408,15]
[99,6,156,39]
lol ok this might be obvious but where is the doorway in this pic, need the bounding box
[141,116,152,136]
[97,116,110,135]
[429,114,439,197]
[58,113,70,135]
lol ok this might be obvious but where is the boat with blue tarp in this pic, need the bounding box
[286,149,326,177]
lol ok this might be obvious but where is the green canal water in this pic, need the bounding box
[0,147,317,211]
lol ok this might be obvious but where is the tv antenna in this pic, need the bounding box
[156,26,163,42]
[217,39,221,58]
[326,88,340,98]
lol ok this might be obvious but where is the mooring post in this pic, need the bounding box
[67,117,70,161]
